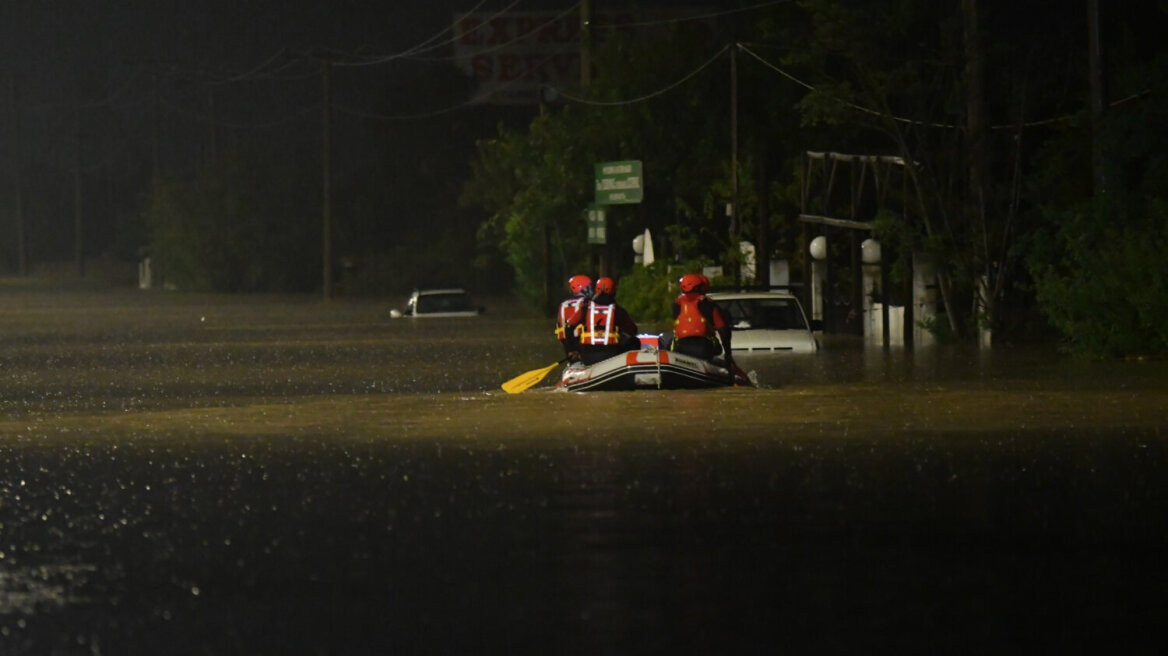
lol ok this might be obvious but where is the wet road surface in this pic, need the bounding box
[0,289,1165,654]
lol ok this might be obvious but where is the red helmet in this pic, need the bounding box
[679,273,706,293]
[568,274,592,296]
[594,277,616,296]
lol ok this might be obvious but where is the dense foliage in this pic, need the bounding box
[1032,198,1168,357]
[61,1,1165,357]
[462,0,1167,356]
[614,258,728,328]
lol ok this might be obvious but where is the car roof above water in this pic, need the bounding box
[412,288,469,297]
[707,289,798,300]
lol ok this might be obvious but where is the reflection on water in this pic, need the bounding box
[0,291,1165,653]
[0,563,98,614]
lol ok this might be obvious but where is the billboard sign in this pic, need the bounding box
[451,9,647,105]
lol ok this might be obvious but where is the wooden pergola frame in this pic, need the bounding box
[796,151,916,346]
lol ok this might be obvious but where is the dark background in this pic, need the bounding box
[0,1,594,286]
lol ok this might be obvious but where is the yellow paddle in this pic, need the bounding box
[501,358,568,394]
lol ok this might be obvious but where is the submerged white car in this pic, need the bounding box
[390,289,483,318]
[707,290,820,353]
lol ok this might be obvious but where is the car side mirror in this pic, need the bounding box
[809,318,823,331]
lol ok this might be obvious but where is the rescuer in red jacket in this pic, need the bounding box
[555,274,592,357]
[669,273,732,361]
[563,276,640,365]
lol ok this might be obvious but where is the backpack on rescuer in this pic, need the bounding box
[674,273,719,342]
[581,277,620,345]
[674,293,717,340]
[557,275,593,341]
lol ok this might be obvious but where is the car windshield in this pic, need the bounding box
[714,297,808,330]
[414,292,474,314]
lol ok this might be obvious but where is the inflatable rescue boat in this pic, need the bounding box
[558,345,750,392]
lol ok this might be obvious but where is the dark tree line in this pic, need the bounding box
[8,1,1162,355]
[463,0,1168,356]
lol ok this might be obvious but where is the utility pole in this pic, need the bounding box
[580,0,592,87]
[579,0,603,284]
[1087,0,1105,195]
[152,71,161,184]
[150,69,164,288]
[321,57,334,301]
[730,42,740,283]
[9,75,28,276]
[207,83,218,163]
[74,102,85,277]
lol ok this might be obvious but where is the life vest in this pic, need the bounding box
[674,293,716,340]
[580,302,621,345]
[555,297,586,341]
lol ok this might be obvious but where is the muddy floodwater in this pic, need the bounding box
[0,289,1165,654]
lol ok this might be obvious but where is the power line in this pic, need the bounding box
[339,0,522,67]
[590,0,787,30]
[739,42,1150,131]
[549,44,729,106]
[199,50,321,84]
[737,43,957,128]
[212,48,289,83]
[332,48,563,121]
[79,67,148,109]
[399,3,582,64]
[391,0,500,59]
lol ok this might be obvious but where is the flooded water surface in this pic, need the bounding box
[0,290,1165,653]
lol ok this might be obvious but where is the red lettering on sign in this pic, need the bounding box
[470,53,583,86]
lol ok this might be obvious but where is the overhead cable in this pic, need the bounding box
[217,48,291,83]
[737,43,957,128]
[334,45,573,121]
[340,0,520,66]
[550,44,729,107]
[399,2,582,64]
[79,67,147,109]
[740,43,1149,130]
[590,0,787,30]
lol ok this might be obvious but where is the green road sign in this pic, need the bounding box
[587,205,607,244]
[594,160,643,205]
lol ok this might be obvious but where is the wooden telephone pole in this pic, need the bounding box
[9,75,28,275]
[321,57,334,300]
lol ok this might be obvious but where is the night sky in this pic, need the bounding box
[1,1,555,154]
[0,1,603,266]
[4,1,1149,277]
[4,1,755,269]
